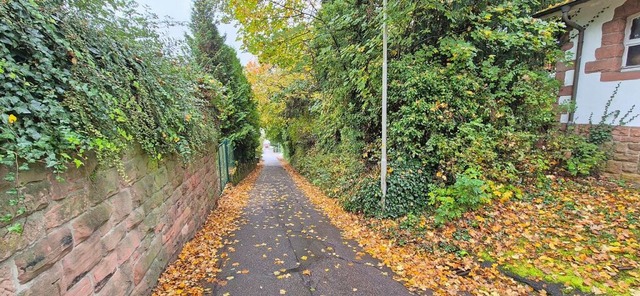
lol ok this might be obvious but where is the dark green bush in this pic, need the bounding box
[344,162,432,218]
[545,133,607,177]
[293,145,364,199]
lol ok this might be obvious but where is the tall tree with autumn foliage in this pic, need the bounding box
[189,0,259,163]
[245,61,314,149]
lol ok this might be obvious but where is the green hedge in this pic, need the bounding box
[0,0,222,230]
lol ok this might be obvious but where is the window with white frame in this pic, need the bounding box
[624,14,640,68]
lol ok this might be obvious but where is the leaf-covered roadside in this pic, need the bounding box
[283,162,533,295]
[284,162,640,295]
[432,178,639,295]
[152,165,261,296]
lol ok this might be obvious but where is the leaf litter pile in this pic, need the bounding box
[283,162,640,296]
[153,165,261,295]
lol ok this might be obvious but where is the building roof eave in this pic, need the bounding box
[533,0,594,18]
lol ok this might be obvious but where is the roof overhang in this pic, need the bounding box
[533,0,594,18]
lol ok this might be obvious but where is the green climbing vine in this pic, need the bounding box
[0,0,223,233]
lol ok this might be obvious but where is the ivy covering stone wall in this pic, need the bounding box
[0,148,220,295]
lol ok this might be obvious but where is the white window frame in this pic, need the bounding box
[622,12,640,71]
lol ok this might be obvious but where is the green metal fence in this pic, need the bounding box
[218,139,235,191]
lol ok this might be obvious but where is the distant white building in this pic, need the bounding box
[536,0,640,182]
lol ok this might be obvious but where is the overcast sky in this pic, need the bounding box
[136,0,256,65]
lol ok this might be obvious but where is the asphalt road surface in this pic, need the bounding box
[209,148,414,296]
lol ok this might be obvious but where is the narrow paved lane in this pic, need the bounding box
[209,148,414,296]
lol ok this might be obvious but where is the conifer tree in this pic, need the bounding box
[189,0,259,163]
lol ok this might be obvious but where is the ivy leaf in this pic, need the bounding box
[29,100,45,112]
[13,106,31,114]
[73,158,84,168]
[7,223,23,234]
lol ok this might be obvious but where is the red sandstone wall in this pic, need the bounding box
[608,126,640,183]
[0,147,220,295]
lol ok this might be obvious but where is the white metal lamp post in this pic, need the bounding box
[380,0,388,212]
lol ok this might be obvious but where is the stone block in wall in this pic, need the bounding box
[61,233,105,292]
[624,136,640,143]
[17,262,62,296]
[130,175,154,207]
[594,44,625,60]
[594,126,640,183]
[142,256,166,292]
[602,32,625,46]
[0,263,15,295]
[49,178,86,202]
[131,254,165,296]
[602,18,627,35]
[129,275,151,296]
[20,181,50,216]
[622,173,640,183]
[65,276,92,296]
[169,165,186,191]
[124,208,144,231]
[52,153,98,187]
[153,244,170,269]
[153,168,169,196]
[161,218,181,247]
[16,163,48,186]
[142,191,165,218]
[606,161,625,174]
[612,127,630,137]
[628,149,640,157]
[139,209,158,235]
[613,153,640,162]
[601,71,640,82]
[91,252,118,293]
[109,189,133,224]
[88,169,119,204]
[13,226,73,283]
[132,236,162,285]
[585,58,621,74]
[123,153,148,185]
[0,213,45,263]
[116,230,142,265]
[96,265,132,296]
[44,190,92,230]
[622,163,638,174]
[146,158,159,173]
[71,203,112,245]
[101,223,126,253]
